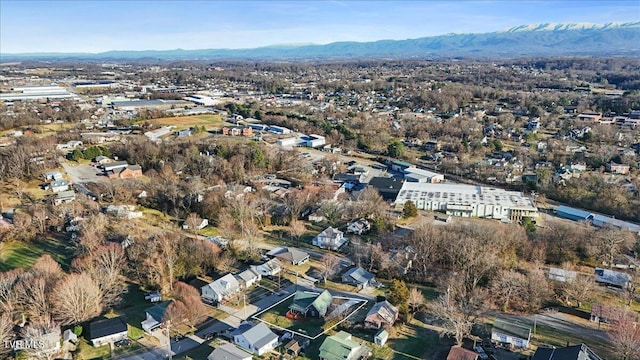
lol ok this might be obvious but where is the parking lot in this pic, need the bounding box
[60,160,104,183]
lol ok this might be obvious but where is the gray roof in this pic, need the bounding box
[366,301,398,324]
[204,273,240,298]
[531,344,602,360]
[492,318,531,340]
[343,267,375,284]
[208,344,251,360]
[238,322,278,350]
[56,190,76,199]
[320,226,343,239]
[267,247,309,264]
[235,268,260,283]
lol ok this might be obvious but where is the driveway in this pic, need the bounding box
[59,158,104,183]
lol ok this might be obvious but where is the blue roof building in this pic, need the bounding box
[555,205,593,222]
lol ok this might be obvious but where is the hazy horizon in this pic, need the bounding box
[1,0,639,54]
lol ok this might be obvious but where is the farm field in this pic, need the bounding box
[144,114,224,128]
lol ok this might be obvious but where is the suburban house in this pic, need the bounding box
[319,331,371,360]
[548,267,578,283]
[374,329,389,346]
[105,205,143,219]
[88,316,128,347]
[605,162,630,175]
[101,161,129,173]
[223,126,253,137]
[93,155,112,165]
[312,227,347,250]
[531,344,603,360]
[251,258,282,277]
[288,290,333,318]
[44,171,63,181]
[342,267,376,288]
[364,300,399,329]
[266,247,310,265]
[594,267,632,289]
[182,218,209,230]
[235,268,262,289]
[207,343,252,360]
[141,301,171,332]
[201,273,241,303]
[491,318,531,348]
[446,346,479,360]
[107,164,143,179]
[50,179,70,193]
[232,322,279,356]
[346,218,371,235]
[54,190,76,205]
[284,338,310,357]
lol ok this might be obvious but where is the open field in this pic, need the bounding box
[144,114,223,128]
[0,237,73,272]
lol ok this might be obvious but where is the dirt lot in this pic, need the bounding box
[145,114,223,128]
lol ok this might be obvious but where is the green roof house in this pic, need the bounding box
[288,290,333,318]
[319,331,371,360]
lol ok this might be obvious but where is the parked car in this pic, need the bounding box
[114,339,131,347]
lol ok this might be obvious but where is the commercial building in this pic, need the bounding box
[404,168,444,183]
[393,182,538,222]
[0,86,77,101]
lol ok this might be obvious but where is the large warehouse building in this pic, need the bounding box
[393,182,538,222]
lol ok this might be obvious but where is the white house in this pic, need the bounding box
[235,268,262,289]
[232,322,279,356]
[251,258,282,277]
[491,318,531,349]
[201,273,241,303]
[346,218,371,235]
[50,179,70,193]
[88,316,128,347]
[312,227,347,250]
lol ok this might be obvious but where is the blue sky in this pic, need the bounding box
[1,0,639,54]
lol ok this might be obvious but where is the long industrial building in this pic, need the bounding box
[393,182,538,221]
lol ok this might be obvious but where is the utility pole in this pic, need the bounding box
[166,320,172,360]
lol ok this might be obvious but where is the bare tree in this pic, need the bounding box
[75,213,108,254]
[72,243,127,308]
[52,273,103,325]
[171,282,207,329]
[0,312,13,350]
[608,307,640,360]
[0,268,25,312]
[14,275,53,321]
[491,270,526,312]
[320,254,341,284]
[593,227,635,268]
[408,287,425,312]
[184,213,203,235]
[561,275,597,308]
[289,219,306,245]
[430,294,472,345]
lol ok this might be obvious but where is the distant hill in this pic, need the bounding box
[4,22,640,61]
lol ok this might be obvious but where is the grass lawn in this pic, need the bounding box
[145,114,223,129]
[74,338,111,360]
[0,237,73,272]
[175,340,216,360]
[532,323,615,359]
[198,226,220,237]
[386,319,446,360]
[107,283,155,340]
[257,299,326,338]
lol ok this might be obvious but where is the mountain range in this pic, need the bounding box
[3,22,640,61]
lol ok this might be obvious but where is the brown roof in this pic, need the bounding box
[447,346,478,360]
